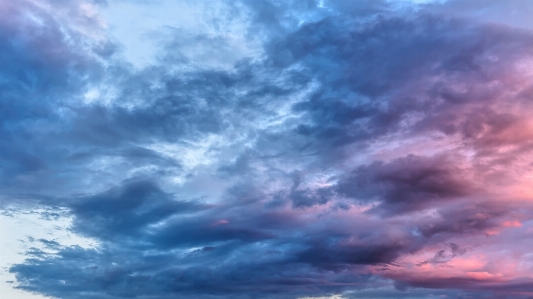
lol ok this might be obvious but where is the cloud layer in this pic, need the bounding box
[2,0,533,298]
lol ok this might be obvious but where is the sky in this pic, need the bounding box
[1,0,533,298]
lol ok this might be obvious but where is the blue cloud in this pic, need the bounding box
[4,0,533,298]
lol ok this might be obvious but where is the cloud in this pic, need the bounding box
[337,154,474,214]
[3,0,533,298]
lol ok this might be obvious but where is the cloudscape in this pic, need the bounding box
[1,0,533,298]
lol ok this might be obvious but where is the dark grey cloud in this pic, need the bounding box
[337,154,474,214]
[70,180,201,241]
